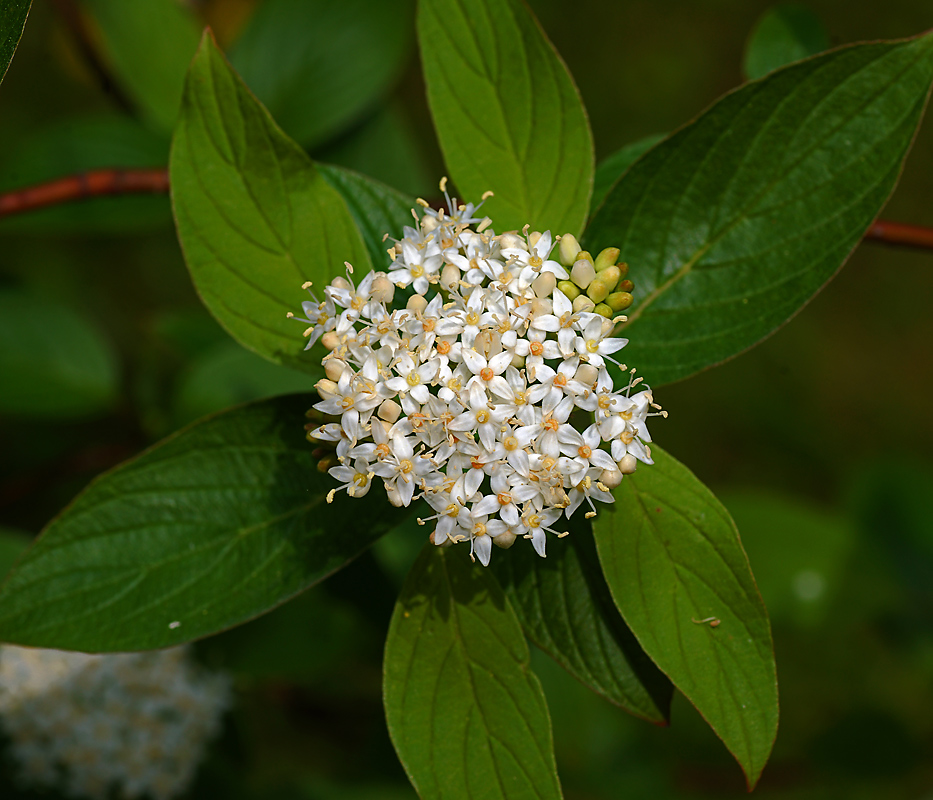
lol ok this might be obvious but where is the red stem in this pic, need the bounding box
[0,168,932,255]
[0,168,170,218]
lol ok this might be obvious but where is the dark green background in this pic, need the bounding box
[1,1,931,798]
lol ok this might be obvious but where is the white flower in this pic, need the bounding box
[293,180,662,564]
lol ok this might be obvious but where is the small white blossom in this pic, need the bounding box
[292,181,662,564]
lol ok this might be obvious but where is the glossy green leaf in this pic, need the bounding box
[81,0,201,131]
[585,33,933,387]
[591,133,666,215]
[0,395,409,652]
[0,290,118,418]
[591,446,777,787]
[0,114,170,234]
[385,544,563,800]
[171,32,371,374]
[744,4,830,81]
[0,528,30,581]
[317,164,417,272]
[490,517,672,724]
[0,0,31,85]
[230,0,414,148]
[418,0,593,236]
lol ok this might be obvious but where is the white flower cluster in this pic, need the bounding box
[291,183,661,565]
[0,645,231,800]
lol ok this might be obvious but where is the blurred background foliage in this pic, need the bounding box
[0,0,932,797]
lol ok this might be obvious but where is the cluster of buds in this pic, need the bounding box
[290,180,663,565]
[0,645,231,800]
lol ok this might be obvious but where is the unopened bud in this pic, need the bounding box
[586,266,620,303]
[407,294,427,313]
[572,295,596,314]
[616,263,629,280]
[317,456,336,473]
[493,531,518,549]
[386,482,404,507]
[532,271,556,298]
[321,331,340,350]
[324,359,348,381]
[600,468,624,488]
[314,378,338,399]
[421,215,439,233]
[528,231,542,249]
[594,302,613,318]
[377,398,401,423]
[498,232,524,249]
[600,317,615,336]
[618,454,638,474]
[530,297,553,317]
[606,291,634,312]
[440,263,461,291]
[371,273,395,304]
[571,258,597,289]
[558,233,581,266]
[511,354,525,368]
[557,280,581,301]
[594,247,621,272]
[574,364,599,386]
[330,276,351,292]
[617,279,634,293]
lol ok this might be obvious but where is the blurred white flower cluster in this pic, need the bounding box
[0,645,231,800]
[291,181,662,565]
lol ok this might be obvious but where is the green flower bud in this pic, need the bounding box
[558,233,581,267]
[571,258,597,289]
[594,302,613,317]
[617,279,634,293]
[586,266,621,303]
[606,291,634,311]
[594,247,620,272]
[572,295,596,314]
[532,271,556,298]
[616,262,629,279]
[557,280,581,301]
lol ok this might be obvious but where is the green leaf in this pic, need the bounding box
[585,33,933,387]
[744,4,830,81]
[0,528,31,581]
[80,0,201,131]
[0,290,118,418]
[230,0,415,149]
[171,32,371,374]
[317,163,417,272]
[0,395,409,652]
[384,544,563,800]
[0,114,170,234]
[591,446,777,787]
[591,134,666,215]
[0,0,31,85]
[417,0,593,236]
[490,517,672,724]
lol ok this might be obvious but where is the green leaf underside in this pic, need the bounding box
[417,0,593,237]
[317,164,417,272]
[590,133,666,215]
[81,0,201,131]
[0,0,31,85]
[585,33,933,387]
[385,544,563,800]
[744,4,830,81]
[490,516,672,724]
[592,446,777,788]
[171,32,371,375]
[230,0,414,149]
[0,395,410,652]
[0,291,118,418]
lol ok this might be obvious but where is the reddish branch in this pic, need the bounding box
[864,219,933,250]
[0,168,932,255]
[0,168,169,218]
